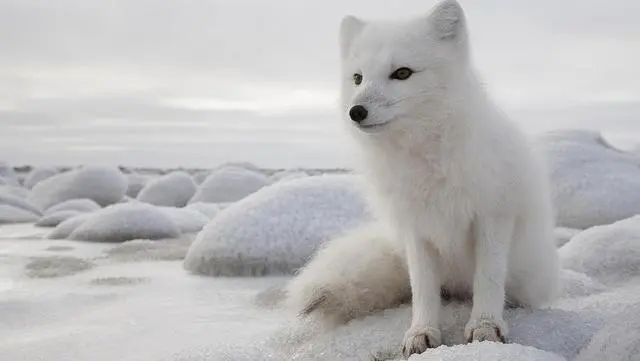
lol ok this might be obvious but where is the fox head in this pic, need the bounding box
[339,0,471,135]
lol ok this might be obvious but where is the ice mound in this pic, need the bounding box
[184,174,371,276]
[189,167,271,204]
[44,198,101,215]
[68,203,181,242]
[159,207,209,233]
[24,167,58,189]
[0,191,42,215]
[136,171,196,207]
[538,130,640,229]
[125,173,148,198]
[28,166,127,210]
[0,204,40,224]
[185,202,220,219]
[36,210,83,227]
[560,215,640,285]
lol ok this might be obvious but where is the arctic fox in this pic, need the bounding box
[286,0,560,357]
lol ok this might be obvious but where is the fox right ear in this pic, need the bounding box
[340,15,364,58]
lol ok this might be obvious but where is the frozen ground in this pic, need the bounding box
[0,224,289,361]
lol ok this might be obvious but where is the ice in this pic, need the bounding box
[28,166,127,210]
[137,171,197,207]
[183,174,371,276]
[539,130,640,229]
[159,207,210,234]
[189,166,271,204]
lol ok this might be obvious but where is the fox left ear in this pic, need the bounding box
[340,15,365,58]
[427,0,466,41]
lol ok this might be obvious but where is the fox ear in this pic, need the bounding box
[340,15,365,57]
[428,0,466,40]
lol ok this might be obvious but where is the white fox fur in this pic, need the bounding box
[286,0,560,357]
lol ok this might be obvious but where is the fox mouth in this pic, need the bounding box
[355,121,391,133]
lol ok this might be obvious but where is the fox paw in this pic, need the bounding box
[402,326,442,358]
[464,317,508,344]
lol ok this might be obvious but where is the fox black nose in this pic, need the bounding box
[349,105,368,123]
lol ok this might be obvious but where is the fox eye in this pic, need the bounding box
[353,73,363,85]
[390,67,413,80]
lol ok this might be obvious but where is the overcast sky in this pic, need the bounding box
[1,0,640,168]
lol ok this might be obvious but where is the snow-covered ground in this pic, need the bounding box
[0,224,289,361]
[2,131,640,360]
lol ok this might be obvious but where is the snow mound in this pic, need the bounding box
[36,210,83,227]
[270,169,309,183]
[184,175,371,277]
[0,185,30,198]
[136,171,196,207]
[0,161,19,186]
[0,204,40,224]
[0,191,42,215]
[68,203,182,242]
[249,302,595,361]
[189,167,271,204]
[575,302,640,361]
[47,214,93,239]
[185,202,220,219]
[44,198,101,215]
[560,215,640,285]
[24,167,58,189]
[192,171,210,185]
[28,166,127,210]
[559,269,607,299]
[405,342,566,361]
[125,173,148,198]
[554,227,581,248]
[538,130,640,229]
[159,207,210,233]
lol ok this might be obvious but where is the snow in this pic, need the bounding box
[159,207,210,234]
[44,198,101,215]
[189,167,271,204]
[539,130,640,229]
[47,213,93,240]
[184,202,220,219]
[184,174,371,276]
[28,166,128,210]
[24,167,58,189]
[554,227,582,248]
[0,191,42,216]
[0,184,30,198]
[559,215,640,286]
[270,169,309,183]
[137,171,197,207]
[36,210,83,227]
[68,203,182,242]
[125,173,148,198]
[0,204,40,224]
[0,161,19,186]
